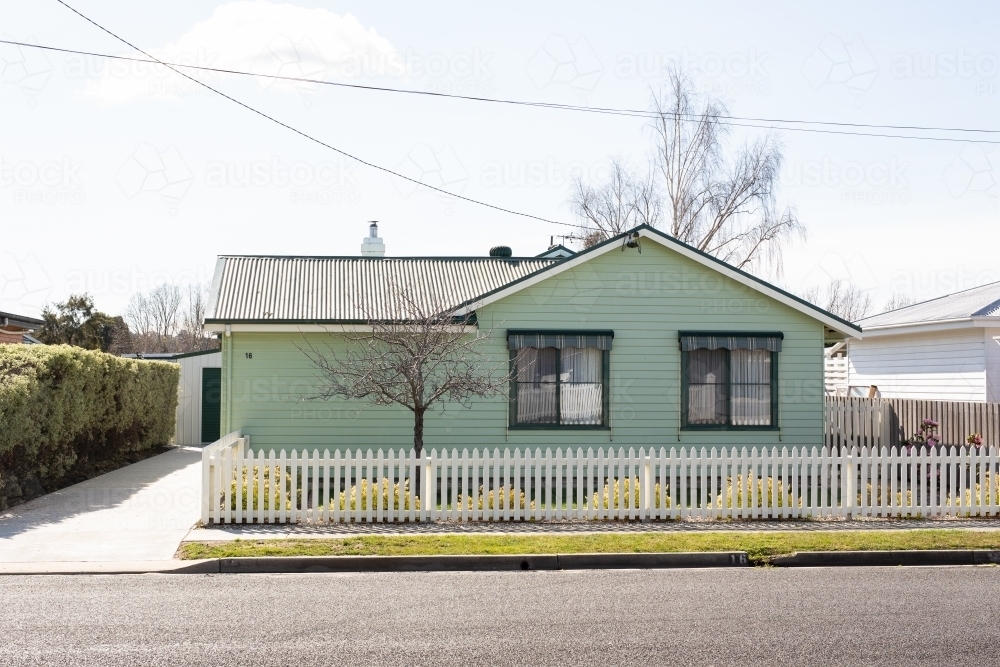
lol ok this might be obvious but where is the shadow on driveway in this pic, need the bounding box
[0,447,203,562]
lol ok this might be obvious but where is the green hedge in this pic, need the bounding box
[0,344,179,502]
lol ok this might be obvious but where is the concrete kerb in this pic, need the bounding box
[218,551,750,573]
[5,550,1000,574]
[769,550,1000,567]
[0,552,748,575]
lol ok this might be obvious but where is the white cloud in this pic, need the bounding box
[73,1,397,104]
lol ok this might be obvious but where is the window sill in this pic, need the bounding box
[681,426,779,432]
[508,425,611,431]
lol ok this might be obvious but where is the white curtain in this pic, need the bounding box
[687,349,726,424]
[559,347,602,425]
[730,349,771,426]
[515,346,603,425]
[516,347,558,424]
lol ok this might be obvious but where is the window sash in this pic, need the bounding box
[511,346,608,428]
[682,347,777,429]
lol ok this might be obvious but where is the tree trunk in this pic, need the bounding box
[413,410,424,501]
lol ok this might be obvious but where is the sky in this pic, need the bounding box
[1,0,998,319]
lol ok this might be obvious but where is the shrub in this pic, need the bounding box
[337,477,420,512]
[458,485,528,511]
[589,478,670,510]
[0,344,178,505]
[717,475,798,509]
[858,476,1000,515]
[229,465,296,512]
[228,469,422,514]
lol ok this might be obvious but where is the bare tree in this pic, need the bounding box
[802,279,874,322]
[301,285,514,464]
[569,158,660,245]
[149,284,182,343]
[176,284,216,352]
[123,292,157,352]
[123,283,217,353]
[881,292,914,313]
[571,68,804,274]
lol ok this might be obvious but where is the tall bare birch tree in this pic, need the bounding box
[571,68,804,274]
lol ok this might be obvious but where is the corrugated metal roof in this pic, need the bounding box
[857,280,1000,328]
[209,256,558,322]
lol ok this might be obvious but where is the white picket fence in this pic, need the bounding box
[201,432,1000,525]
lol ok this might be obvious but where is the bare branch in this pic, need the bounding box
[802,279,874,322]
[881,292,914,314]
[568,66,804,273]
[300,282,512,456]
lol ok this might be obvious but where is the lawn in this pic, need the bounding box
[180,529,1000,565]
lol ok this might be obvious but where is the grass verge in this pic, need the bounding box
[179,529,1000,566]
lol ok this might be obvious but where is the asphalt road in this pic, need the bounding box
[2,567,999,666]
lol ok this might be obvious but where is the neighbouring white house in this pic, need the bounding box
[122,348,222,445]
[831,281,1000,401]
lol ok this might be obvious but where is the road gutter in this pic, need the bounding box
[4,549,999,575]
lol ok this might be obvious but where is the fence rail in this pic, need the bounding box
[202,443,999,525]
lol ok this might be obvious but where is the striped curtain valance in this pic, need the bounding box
[679,333,782,352]
[508,331,614,351]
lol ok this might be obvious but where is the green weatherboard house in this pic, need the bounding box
[203,224,861,454]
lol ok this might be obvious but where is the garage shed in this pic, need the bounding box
[123,349,222,445]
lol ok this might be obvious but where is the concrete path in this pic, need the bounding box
[0,447,202,562]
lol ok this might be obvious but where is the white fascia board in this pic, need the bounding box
[857,318,975,338]
[203,323,479,334]
[205,257,226,320]
[458,227,861,338]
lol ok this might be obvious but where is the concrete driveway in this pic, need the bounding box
[0,447,202,562]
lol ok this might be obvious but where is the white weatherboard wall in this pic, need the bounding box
[848,329,986,401]
[988,328,1000,403]
[176,350,222,445]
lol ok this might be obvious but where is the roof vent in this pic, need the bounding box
[489,245,513,257]
[361,221,385,257]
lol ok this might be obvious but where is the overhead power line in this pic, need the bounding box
[3,36,1000,145]
[47,1,588,229]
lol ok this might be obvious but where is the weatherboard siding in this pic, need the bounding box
[223,241,826,453]
[986,328,1000,403]
[847,329,987,401]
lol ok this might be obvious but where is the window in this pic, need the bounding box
[508,331,612,428]
[680,332,781,429]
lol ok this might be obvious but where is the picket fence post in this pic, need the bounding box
[641,455,652,520]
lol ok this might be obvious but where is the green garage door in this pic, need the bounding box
[201,367,222,443]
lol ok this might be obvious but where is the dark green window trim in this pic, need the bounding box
[680,346,779,432]
[508,344,611,430]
